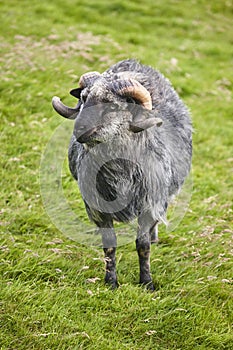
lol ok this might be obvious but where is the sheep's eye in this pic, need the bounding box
[110,104,118,111]
[126,97,136,104]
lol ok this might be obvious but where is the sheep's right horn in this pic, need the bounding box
[79,71,101,88]
[52,96,80,119]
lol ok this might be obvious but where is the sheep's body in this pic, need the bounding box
[52,59,192,290]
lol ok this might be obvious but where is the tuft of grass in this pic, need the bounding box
[0,0,232,349]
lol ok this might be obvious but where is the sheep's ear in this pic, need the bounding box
[70,88,82,99]
[129,117,163,133]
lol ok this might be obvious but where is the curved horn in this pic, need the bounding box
[113,79,152,110]
[52,96,80,119]
[79,71,101,88]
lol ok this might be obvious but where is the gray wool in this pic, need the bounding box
[68,59,192,227]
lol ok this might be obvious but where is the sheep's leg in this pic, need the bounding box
[95,215,118,289]
[150,220,159,244]
[102,227,118,289]
[136,237,154,290]
[103,245,118,289]
[136,213,155,291]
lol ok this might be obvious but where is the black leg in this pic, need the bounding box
[136,237,154,291]
[93,213,118,289]
[103,247,118,289]
[136,213,155,291]
[102,227,118,289]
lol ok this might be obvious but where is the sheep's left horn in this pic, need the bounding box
[114,79,152,110]
[52,96,80,119]
[79,71,101,88]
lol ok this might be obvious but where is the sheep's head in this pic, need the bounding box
[52,71,162,144]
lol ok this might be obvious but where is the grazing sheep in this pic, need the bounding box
[52,59,192,290]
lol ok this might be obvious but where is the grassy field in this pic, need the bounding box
[0,0,232,349]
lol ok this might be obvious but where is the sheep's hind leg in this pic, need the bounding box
[150,220,159,244]
[136,213,155,291]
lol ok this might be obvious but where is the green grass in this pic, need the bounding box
[0,0,233,349]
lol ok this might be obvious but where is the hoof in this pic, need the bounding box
[105,276,119,290]
[146,281,155,291]
[140,280,155,292]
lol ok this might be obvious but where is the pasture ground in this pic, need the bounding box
[0,1,232,349]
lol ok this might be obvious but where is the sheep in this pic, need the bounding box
[52,59,192,290]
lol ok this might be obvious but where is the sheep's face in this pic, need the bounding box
[52,73,163,145]
[73,84,137,144]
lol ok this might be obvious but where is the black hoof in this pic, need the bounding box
[105,276,119,290]
[140,280,155,292]
[146,281,155,291]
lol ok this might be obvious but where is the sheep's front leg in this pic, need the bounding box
[103,245,118,289]
[102,228,118,289]
[96,217,118,289]
[136,214,155,291]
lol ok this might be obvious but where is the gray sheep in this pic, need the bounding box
[52,59,192,290]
